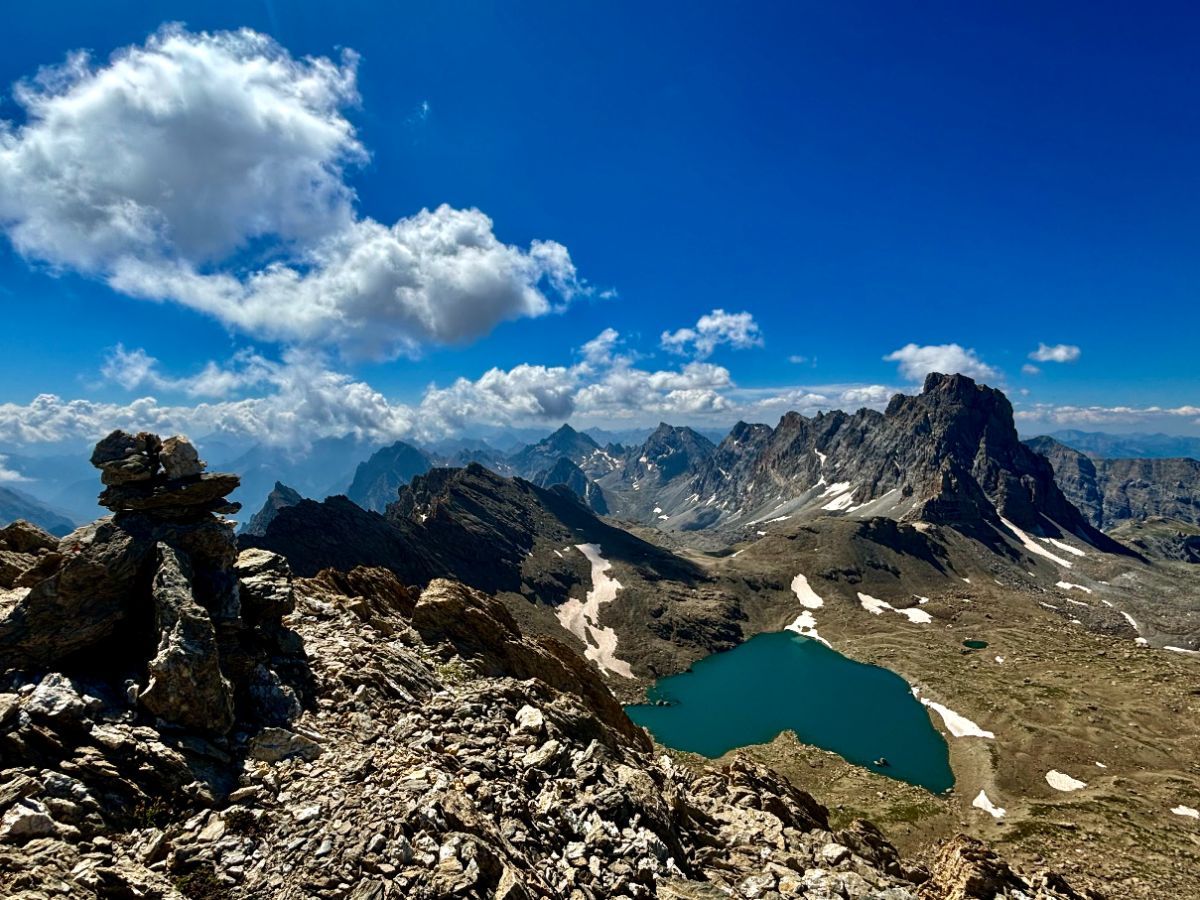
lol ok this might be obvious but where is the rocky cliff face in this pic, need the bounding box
[531,457,609,514]
[345,441,432,513]
[0,438,1092,897]
[1026,436,1200,529]
[240,481,303,537]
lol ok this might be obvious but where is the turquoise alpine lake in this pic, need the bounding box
[625,631,954,793]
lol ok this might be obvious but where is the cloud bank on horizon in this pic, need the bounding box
[0,25,1194,450]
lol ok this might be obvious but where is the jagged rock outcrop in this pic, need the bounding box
[0,431,296,734]
[532,457,608,514]
[1026,436,1200,529]
[508,424,619,479]
[345,441,432,513]
[241,481,303,537]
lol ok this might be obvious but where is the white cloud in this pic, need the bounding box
[839,385,893,406]
[883,343,999,382]
[788,354,808,364]
[101,345,277,398]
[0,455,29,482]
[0,27,581,360]
[1029,343,1081,364]
[661,309,763,359]
[1015,403,1200,428]
[579,328,623,367]
[1021,363,1041,376]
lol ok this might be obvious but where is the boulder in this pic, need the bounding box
[0,518,152,669]
[0,520,58,555]
[234,549,296,622]
[159,436,205,480]
[90,430,159,486]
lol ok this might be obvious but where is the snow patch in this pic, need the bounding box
[1041,537,1086,558]
[791,574,824,609]
[1045,770,1087,792]
[858,592,932,624]
[1172,805,1200,819]
[972,790,1006,819]
[1165,646,1200,656]
[1056,581,1092,594]
[999,517,1073,568]
[912,687,995,739]
[785,611,830,647]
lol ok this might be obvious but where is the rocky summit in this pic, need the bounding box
[0,434,1100,899]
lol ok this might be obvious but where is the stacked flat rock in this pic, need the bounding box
[91,430,240,517]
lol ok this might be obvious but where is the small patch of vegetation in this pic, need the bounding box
[173,867,226,900]
[436,658,473,685]
[129,798,174,830]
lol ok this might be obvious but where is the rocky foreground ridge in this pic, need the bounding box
[0,432,1096,898]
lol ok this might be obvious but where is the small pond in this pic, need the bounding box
[625,631,954,792]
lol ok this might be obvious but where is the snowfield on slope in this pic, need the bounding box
[791,574,824,609]
[554,543,634,678]
[858,592,933,624]
[911,687,995,739]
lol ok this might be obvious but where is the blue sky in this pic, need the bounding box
[0,0,1197,450]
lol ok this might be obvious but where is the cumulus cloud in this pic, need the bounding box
[101,345,277,398]
[0,455,28,482]
[661,309,763,359]
[1029,343,1081,364]
[883,343,999,383]
[1022,363,1041,376]
[0,27,581,359]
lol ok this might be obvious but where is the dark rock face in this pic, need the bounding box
[345,440,432,512]
[533,457,609,514]
[240,481,303,537]
[1027,436,1200,529]
[621,423,716,483]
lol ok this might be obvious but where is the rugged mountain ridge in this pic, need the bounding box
[0,486,74,537]
[507,424,621,480]
[241,481,303,537]
[1025,436,1200,529]
[345,441,432,513]
[531,457,609,514]
[599,374,1115,553]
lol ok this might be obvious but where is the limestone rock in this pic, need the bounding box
[233,548,295,621]
[139,543,235,733]
[247,727,322,763]
[0,520,58,555]
[159,435,205,480]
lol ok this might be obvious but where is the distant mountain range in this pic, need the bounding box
[0,485,75,536]
[1038,429,1200,460]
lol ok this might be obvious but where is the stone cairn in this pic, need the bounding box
[0,430,299,736]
